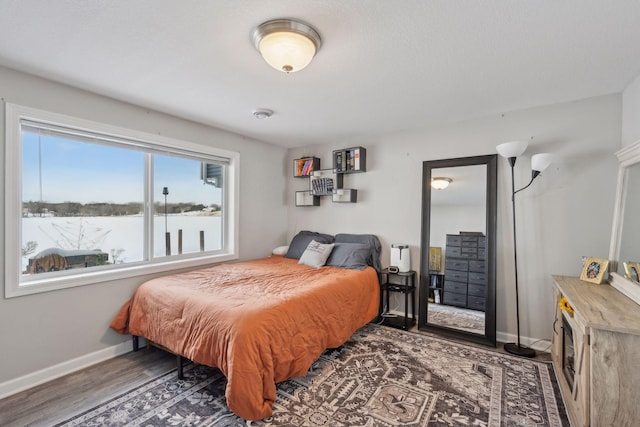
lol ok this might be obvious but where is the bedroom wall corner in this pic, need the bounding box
[0,65,288,393]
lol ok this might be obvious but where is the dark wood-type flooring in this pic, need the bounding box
[0,347,176,427]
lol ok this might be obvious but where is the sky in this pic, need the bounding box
[22,131,222,206]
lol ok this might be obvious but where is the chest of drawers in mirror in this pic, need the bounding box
[443,233,487,310]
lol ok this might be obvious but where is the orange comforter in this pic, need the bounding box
[110,256,380,420]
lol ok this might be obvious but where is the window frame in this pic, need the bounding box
[5,103,240,298]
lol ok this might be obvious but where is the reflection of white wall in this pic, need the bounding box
[430,204,486,249]
[619,164,640,273]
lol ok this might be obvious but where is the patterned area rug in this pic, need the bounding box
[57,324,568,426]
[427,303,486,334]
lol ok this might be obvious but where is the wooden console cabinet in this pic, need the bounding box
[551,275,640,426]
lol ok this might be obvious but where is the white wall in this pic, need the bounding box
[430,204,486,249]
[0,66,288,388]
[623,73,640,147]
[287,94,621,346]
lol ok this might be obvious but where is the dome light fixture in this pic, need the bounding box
[252,18,321,73]
[431,177,452,190]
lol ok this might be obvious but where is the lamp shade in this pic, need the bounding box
[431,177,452,190]
[531,153,553,173]
[496,141,528,159]
[253,19,321,73]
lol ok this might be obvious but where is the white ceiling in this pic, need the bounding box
[1,1,639,149]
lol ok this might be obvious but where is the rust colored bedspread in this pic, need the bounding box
[110,256,380,420]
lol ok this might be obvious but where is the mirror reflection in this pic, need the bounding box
[619,162,640,282]
[427,165,487,333]
[419,155,497,347]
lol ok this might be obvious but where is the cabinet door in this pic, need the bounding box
[551,287,590,427]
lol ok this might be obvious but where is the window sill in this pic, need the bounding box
[6,252,238,298]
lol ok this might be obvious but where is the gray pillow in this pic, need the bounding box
[298,240,335,268]
[326,242,370,270]
[334,233,382,271]
[285,231,334,259]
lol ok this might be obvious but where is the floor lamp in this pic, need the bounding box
[496,141,552,358]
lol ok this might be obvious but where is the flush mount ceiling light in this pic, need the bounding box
[253,109,273,119]
[431,177,452,190]
[252,18,321,73]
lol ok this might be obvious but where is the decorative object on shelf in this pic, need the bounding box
[579,257,609,284]
[431,177,452,190]
[310,169,341,196]
[496,140,552,358]
[252,19,321,73]
[333,147,366,173]
[558,296,574,316]
[293,157,320,178]
[623,261,640,282]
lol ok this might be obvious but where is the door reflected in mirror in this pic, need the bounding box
[419,155,497,347]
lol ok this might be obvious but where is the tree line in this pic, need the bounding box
[23,201,220,217]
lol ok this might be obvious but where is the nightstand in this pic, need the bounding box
[379,268,416,330]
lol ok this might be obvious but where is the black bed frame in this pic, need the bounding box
[132,335,186,380]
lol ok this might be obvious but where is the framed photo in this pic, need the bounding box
[623,262,640,283]
[580,257,609,284]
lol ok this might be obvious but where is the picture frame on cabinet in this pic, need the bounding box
[623,261,640,283]
[580,257,609,284]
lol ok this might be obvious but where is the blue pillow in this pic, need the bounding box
[285,231,334,259]
[326,242,370,270]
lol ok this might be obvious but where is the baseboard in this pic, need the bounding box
[0,340,133,400]
[496,331,551,353]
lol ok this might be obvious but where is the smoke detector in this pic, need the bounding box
[253,109,273,119]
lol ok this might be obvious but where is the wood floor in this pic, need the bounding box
[0,347,176,427]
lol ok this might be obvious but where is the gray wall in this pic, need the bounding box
[623,73,640,147]
[0,66,288,387]
[287,94,621,346]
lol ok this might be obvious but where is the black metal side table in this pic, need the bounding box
[379,268,416,330]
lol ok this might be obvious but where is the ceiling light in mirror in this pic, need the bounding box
[431,177,452,190]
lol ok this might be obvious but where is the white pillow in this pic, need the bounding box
[272,245,289,256]
[298,240,335,268]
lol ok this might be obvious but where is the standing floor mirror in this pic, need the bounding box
[419,155,497,346]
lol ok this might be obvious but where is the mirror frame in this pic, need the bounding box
[609,140,640,303]
[419,154,497,346]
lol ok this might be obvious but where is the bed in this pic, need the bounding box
[110,232,381,421]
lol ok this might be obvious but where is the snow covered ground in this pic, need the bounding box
[22,215,222,270]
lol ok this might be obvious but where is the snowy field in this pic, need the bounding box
[22,215,222,269]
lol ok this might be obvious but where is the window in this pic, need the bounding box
[5,103,239,297]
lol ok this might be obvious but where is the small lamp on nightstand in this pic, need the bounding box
[496,141,552,358]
